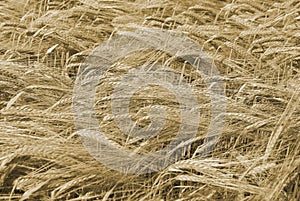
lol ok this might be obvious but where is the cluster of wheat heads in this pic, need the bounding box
[0,0,299,200]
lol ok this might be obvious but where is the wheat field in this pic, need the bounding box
[0,0,299,200]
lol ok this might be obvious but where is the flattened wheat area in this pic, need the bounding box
[0,0,299,200]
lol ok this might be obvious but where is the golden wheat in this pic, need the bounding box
[0,0,299,200]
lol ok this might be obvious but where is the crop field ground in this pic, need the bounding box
[0,0,299,200]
